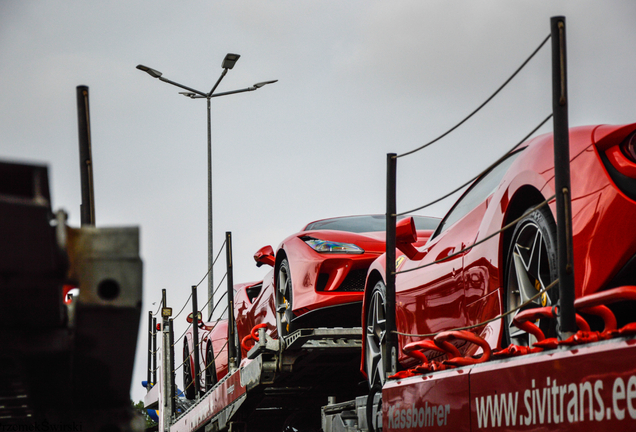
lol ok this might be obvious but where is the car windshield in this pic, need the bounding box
[304,215,440,233]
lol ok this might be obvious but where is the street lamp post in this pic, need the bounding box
[137,54,277,320]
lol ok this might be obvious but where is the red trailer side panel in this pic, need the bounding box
[470,339,636,431]
[383,369,471,431]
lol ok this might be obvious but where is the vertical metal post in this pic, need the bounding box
[147,311,152,388]
[551,16,576,337]
[385,153,398,378]
[152,317,157,385]
[76,85,96,226]
[226,232,237,370]
[191,285,200,397]
[161,289,173,431]
[207,97,214,321]
[169,318,176,418]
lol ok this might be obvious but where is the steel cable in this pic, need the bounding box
[173,322,193,348]
[195,239,227,288]
[199,272,228,312]
[397,33,551,158]
[172,293,193,321]
[171,269,229,349]
[151,298,163,317]
[174,350,191,373]
[172,297,229,350]
[397,114,553,216]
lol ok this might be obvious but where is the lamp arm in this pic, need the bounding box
[157,77,207,97]
[209,87,256,98]
[208,69,228,96]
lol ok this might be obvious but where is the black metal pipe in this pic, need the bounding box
[169,318,176,417]
[385,153,398,378]
[76,85,96,226]
[551,16,576,336]
[147,311,152,387]
[152,317,157,385]
[226,232,237,369]
[191,285,200,396]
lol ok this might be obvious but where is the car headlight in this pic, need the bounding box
[302,237,364,254]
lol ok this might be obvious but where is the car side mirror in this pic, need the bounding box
[254,245,276,268]
[187,311,203,325]
[396,217,427,261]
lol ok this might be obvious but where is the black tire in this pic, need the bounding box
[204,342,217,392]
[365,281,387,390]
[503,205,559,347]
[183,341,195,400]
[276,259,294,338]
[366,383,383,432]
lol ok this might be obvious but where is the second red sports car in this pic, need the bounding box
[246,215,440,339]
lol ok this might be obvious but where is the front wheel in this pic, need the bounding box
[276,259,294,338]
[365,281,387,390]
[504,205,559,347]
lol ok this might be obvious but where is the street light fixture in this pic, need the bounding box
[137,54,277,320]
[221,53,240,70]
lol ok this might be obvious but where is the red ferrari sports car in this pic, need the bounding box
[362,123,636,389]
[245,215,439,339]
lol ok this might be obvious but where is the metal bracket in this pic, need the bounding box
[247,327,281,359]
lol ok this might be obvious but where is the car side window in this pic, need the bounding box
[434,150,522,236]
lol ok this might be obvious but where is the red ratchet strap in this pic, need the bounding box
[531,286,636,349]
[494,344,542,357]
[575,286,636,333]
[393,330,492,378]
[579,286,636,333]
[241,323,267,351]
[401,340,449,372]
[557,286,636,345]
[391,286,636,378]
[512,306,590,343]
[574,285,636,309]
[390,340,453,378]
[435,330,492,366]
[402,340,441,364]
[578,305,617,332]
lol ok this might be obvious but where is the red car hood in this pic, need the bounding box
[296,229,385,254]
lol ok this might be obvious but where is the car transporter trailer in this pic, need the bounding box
[144,16,636,432]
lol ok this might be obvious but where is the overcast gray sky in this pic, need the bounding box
[2,1,635,403]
